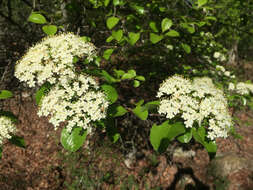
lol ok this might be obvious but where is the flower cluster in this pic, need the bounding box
[15,33,109,134]
[215,65,235,78]
[228,82,253,95]
[0,116,16,144]
[38,74,109,132]
[213,52,226,62]
[157,75,232,141]
[15,33,96,87]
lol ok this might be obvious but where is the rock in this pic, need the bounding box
[208,153,253,178]
[173,147,196,158]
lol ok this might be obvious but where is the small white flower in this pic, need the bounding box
[228,83,235,91]
[0,116,16,144]
[224,71,230,77]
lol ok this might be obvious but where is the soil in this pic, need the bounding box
[0,90,252,190]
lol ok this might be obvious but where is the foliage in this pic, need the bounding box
[1,0,253,160]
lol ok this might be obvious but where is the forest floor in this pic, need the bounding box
[0,86,252,190]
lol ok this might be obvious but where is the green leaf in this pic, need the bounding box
[192,127,205,145]
[106,35,114,43]
[0,147,2,159]
[101,70,117,83]
[165,30,180,37]
[150,33,163,44]
[112,29,123,41]
[101,84,118,103]
[133,80,140,88]
[150,121,185,153]
[61,127,87,152]
[135,99,144,106]
[161,18,173,33]
[35,82,51,105]
[198,0,208,7]
[8,135,26,148]
[177,130,192,143]
[121,69,136,80]
[104,0,110,6]
[0,90,13,99]
[42,25,57,35]
[204,141,217,153]
[180,23,195,33]
[181,43,191,54]
[103,48,114,60]
[150,121,170,151]
[108,104,128,117]
[128,32,140,46]
[81,36,91,42]
[131,4,145,14]
[132,105,148,120]
[106,16,120,30]
[135,76,145,81]
[28,12,47,24]
[167,122,186,141]
[113,69,125,78]
[149,21,159,33]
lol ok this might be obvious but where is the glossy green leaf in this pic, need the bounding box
[0,90,13,99]
[113,69,125,78]
[121,70,136,80]
[101,84,118,103]
[108,104,128,117]
[28,12,47,24]
[150,33,163,44]
[35,82,51,105]
[135,76,145,81]
[61,127,87,152]
[177,130,192,143]
[182,43,191,54]
[192,128,205,145]
[42,25,57,35]
[167,122,186,141]
[106,35,114,43]
[165,30,180,37]
[8,135,26,148]
[150,121,170,151]
[149,21,159,33]
[150,121,185,152]
[198,0,208,7]
[161,18,173,33]
[103,48,114,60]
[132,105,148,120]
[133,80,140,87]
[204,141,217,153]
[106,17,120,30]
[112,29,123,41]
[131,4,145,14]
[128,32,140,45]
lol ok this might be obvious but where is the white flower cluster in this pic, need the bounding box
[228,82,253,95]
[38,74,109,133]
[15,33,96,87]
[213,52,226,62]
[215,65,235,78]
[15,33,109,133]
[0,116,16,144]
[157,75,232,141]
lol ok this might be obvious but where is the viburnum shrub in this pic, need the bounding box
[0,116,16,144]
[14,33,110,152]
[150,75,233,154]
